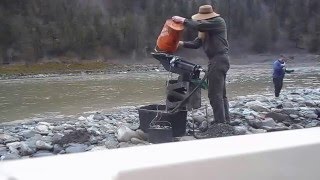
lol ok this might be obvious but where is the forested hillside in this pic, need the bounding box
[0,0,319,64]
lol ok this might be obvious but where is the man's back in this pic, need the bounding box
[184,16,229,58]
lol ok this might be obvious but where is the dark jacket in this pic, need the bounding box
[273,60,285,79]
[182,16,229,58]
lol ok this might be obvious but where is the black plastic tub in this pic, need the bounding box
[138,104,187,137]
[148,121,173,144]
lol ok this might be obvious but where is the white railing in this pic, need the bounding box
[1,128,320,180]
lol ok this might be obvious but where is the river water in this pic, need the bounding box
[0,63,319,123]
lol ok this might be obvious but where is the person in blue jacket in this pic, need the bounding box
[272,55,294,97]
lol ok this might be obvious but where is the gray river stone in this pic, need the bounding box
[131,138,147,145]
[52,126,64,132]
[36,140,53,150]
[0,134,19,144]
[63,130,73,134]
[59,150,66,154]
[279,108,300,115]
[248,119,263,129]
[6,142,21,149]
[245,101,270,112]
[87,127,101,136]
[38,122,51,126]
[290,124,304,129]
[78,116,86,121]
[89,136,98,145]
[199,121,209,132]
[34,125,49,135]
[245,115,255,120]
[104,135,119,149]
[53,144,64,154]
[62,124,75,130]
[0,145,7,153]
[65,144,88,154]
[136,129,148,141]
[289,114,299,119]
[248,127,267,134]
[20,130,37,139]
[234,126,248,135]
[32,151,54,157]
[1,153,20,160]
[124,118,133,123]
[25,140,40,150]
[42,135,55,143]
[85,145,94,151]
[126,122,140,131]
[229,119,242,126]
[90,146,108,151]
[8,146,19,154]
[298,102,307,107]
[305,100,316,107]
[4,137,20,144]
[93,113,105,121]
[305,120,320,128]
[265,112,290,122]
[300,111,318,119]
[177,136,197,141]
[116,126,141,142]
[9,127,21,134]
[282,102,295,108]
[118,142,135,148]
[261,118,277,128]
[107,130,115,134]
[0,149,7,156]
[19,142,35,156]
[51,133,64,144]
[264,126,290,132]
[0,144,6,148]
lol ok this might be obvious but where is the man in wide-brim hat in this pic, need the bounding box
[173,5,230,124]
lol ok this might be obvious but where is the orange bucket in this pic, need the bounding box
[156,19,184,53]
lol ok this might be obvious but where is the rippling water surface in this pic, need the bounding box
[0,63,319,122]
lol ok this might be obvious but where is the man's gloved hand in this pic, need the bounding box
[170,57,178,67]
[178,41,184,47]
[285,69,295,73]
[172,16,186,23]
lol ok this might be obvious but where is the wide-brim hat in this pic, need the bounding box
[192,5,220,20]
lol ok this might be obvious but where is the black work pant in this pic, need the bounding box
[273,77,283,97]
[208,54,230,123]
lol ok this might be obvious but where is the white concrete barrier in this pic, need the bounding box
[1,128,320,180]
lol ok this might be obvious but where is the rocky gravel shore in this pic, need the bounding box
[1,88,320,161]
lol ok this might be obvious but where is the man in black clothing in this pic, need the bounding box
[272,55,294,98]
[172,5,230,123]
[273,55,286,97]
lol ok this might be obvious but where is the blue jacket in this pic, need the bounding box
[273,60,285,78]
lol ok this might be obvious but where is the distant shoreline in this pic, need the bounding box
[0,53,318,80]
[0,62,163,80]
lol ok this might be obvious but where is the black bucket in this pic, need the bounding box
[148,121,173,144]
[138,104,187,137]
